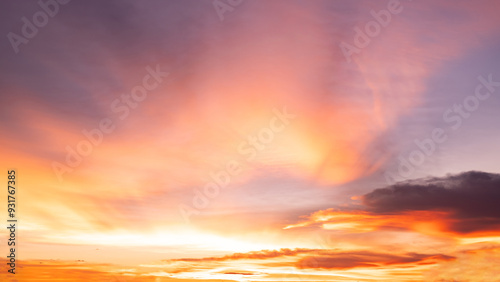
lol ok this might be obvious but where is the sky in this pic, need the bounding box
[0,0,500,281]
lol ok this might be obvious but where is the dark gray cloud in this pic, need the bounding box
[363,171,500,233]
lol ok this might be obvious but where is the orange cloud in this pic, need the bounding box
[167,248,316,262]
[159,247,455,281]
[0,259,244,282]
[296,250,454,270]
[424,246,500,281]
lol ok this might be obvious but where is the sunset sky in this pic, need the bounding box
[1,0,500,281]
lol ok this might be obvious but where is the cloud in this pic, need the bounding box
[167,248,317,262]
[287,171,500,235]
[163,248,454,273]
[296,250,454,270]
[0,258,259,281]
[0,259,142,281]
[220,271,256,276]
[424,246,500,281]
[2,1,500,243]
[363,171,500,234]
[1,3,500,280]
